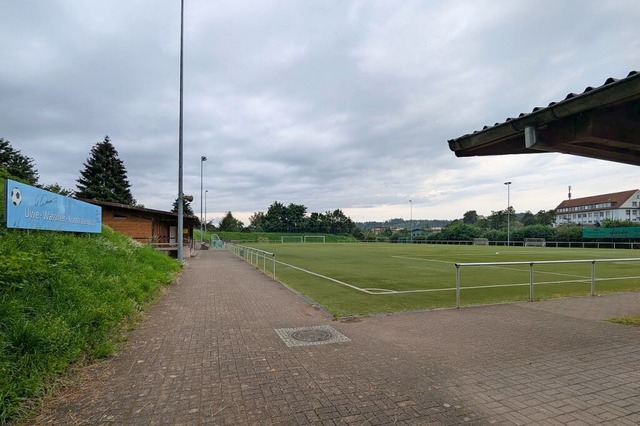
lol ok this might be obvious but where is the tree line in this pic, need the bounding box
[215,202,361,236]
[371,207,638,243]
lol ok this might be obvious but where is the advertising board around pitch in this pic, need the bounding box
[4,179,102,233]
[583,227,640,239]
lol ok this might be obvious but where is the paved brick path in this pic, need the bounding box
[34,250,640,425]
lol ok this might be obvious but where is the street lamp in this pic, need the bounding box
[409,199,413,244]
[504,181,511,246]
[204,189,208,236]
[200,156,207,243]
[177,0,185,262]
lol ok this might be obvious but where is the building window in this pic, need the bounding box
[114,214,128,219]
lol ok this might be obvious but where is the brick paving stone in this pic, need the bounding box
[30,250,640,425]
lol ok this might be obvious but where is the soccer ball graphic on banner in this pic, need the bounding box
[10,187,22,206]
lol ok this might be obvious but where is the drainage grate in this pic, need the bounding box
[275,325,350,347]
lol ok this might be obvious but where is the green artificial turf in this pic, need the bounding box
[241,243,640,316]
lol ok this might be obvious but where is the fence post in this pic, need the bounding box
[591,260,596,296]
[272,254,276,280]
[455,264,461,308]
[529,262,534,302]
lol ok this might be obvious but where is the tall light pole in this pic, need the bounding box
[200,156,207,242]
[504,181,511,246]
[409,199,413,244]
[204,189,208,236]
[177,0,185,262]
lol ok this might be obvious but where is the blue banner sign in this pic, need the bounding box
[4,179,102,233]
[583,227,640,239]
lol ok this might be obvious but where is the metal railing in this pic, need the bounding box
[454,258,640,308]
[227,243,276,279]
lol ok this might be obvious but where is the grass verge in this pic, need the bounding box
[608,315,640,326]
[0,226,181,424]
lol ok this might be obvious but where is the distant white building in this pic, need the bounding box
[554,189,640,226]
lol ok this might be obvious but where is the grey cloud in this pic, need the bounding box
[2,1,640,223]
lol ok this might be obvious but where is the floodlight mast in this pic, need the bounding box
[177,0,185,262]
[200,156,207,243]
[504,181,511,246]
[409,200,413,244]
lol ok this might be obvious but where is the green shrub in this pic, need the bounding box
[0,226,180,423]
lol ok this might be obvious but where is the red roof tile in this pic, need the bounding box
[555,189,638,210]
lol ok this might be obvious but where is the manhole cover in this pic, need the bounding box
[275,325,350,347]
[290,329,333,342]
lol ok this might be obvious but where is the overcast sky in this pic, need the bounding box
[2,1,639,225]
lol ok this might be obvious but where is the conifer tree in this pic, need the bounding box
[0,138,39,184]
[171,196,195,216]
[218,211,244,231]
[76,136,135,205]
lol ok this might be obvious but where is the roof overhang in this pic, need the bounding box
[448,71,640,166]
[78,198,200,225]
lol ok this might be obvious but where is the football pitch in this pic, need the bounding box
[242,243,640,317]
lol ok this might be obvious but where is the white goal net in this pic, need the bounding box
[524,238,546,247]
[473,238,489,246]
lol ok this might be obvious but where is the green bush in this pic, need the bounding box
[0,226,180,423]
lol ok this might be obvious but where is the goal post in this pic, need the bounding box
[524,238,546,247]
[303,235,326,243]
[473,238,489,246]
[281,236,303,243]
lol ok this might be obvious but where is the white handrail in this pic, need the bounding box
[227,243,276,279]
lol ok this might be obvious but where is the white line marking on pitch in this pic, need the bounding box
[275,260,374,294]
